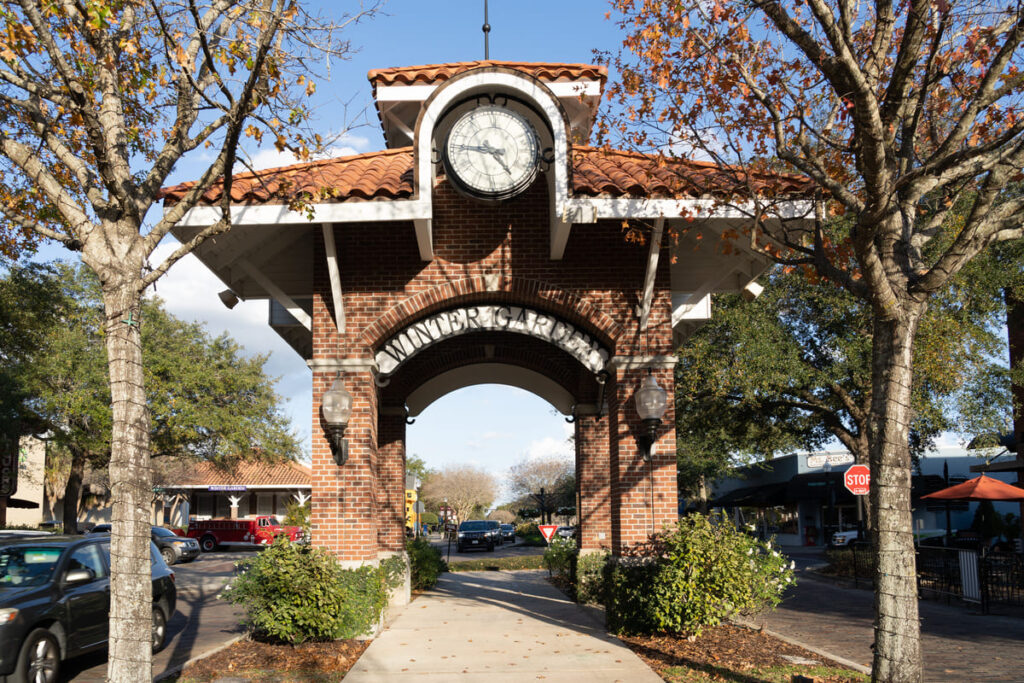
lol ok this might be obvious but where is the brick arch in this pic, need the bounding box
[358,276,624,352]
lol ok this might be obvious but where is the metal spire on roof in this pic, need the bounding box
[482,0,490,59]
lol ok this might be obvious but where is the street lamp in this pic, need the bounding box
[635,371,668,461]
[321,376,353,466]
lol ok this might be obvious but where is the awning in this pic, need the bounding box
[3,497,40,509]
[709,482,788,508]
[785,472,856,504]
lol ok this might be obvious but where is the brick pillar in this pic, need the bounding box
[311,365,379,565]
[576,412,611,551]
[377,412,407,554]
[609,359,678,551]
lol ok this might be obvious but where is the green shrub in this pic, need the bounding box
[282,500,311,531]
[604,513,794,637]
[222,536,395,643]
[420,511,439,526]
[574,550,608,604]
[407,536,446,590]
[824,545,874,578]
[516,521,539,537]
[543,536,575,578]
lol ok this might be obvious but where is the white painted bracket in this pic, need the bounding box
[321,224,346,333]
[637,218,665,331]
[414,218,433,260]
[238,259,312,331]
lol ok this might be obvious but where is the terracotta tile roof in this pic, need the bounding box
[159,146,813,206]
[367,60,607,88]
[571,147,815,198]
[165,460,311,488]
[159,147,414,206]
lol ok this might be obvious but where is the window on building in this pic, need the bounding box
[257,493,273,516]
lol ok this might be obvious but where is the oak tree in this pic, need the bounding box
[420,464,498,526]
[0,2,375,678]
[6,262,301,533]
[604,1,1024,679]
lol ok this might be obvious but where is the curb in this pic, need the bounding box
[153,634,247,682]
[732,617,872,675]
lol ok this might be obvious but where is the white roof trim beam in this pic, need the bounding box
[321,224,345,334]
[238,259,312,331]
[374,79,603,103]
[637,217,664,332]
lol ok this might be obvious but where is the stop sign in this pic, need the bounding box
[844,464,871,495]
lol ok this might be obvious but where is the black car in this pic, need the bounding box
[0,535,176,683]
[500,524,516,543]
[486,520,503,546]
[89,525,200,566]
[456,521,494,552]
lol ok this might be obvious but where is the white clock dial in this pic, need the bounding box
[443,104,540,200]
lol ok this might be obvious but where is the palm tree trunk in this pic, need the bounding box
[869,308,923,683]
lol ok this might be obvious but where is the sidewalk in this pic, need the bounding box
[343,570,662,682]
[740,571,1024,682]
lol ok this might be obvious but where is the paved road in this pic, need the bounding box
[428,534,545,564]
[739,569,1024,682]
[64,550,255,682]
[345,570,661,683]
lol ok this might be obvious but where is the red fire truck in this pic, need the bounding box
[186,515,304,552]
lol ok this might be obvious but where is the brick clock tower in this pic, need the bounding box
[164,60,808,600]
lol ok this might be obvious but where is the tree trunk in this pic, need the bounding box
[101,282,153,682]
[869,309,924,683]
[62,447,85,534]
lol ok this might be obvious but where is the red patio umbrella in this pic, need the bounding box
[921,474,1024,501]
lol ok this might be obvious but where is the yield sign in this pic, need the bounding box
[538,525,558,542]
[844,464,871,496]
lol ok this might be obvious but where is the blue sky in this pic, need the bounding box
[29,1,625,502]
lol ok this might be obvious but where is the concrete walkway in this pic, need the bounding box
[343,570,662,683]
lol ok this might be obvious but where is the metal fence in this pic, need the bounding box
[833,544,1024,614]
[915,546,1024,613]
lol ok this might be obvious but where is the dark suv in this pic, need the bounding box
[89,524,200,566]
[0,535,176,683]
[456,521,494,552]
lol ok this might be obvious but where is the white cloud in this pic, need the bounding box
[145,242,312,452]
[243,133,372,171]
[522,436,574,462]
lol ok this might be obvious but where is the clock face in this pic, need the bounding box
[443,105,540,200]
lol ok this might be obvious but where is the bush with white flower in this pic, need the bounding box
[604,512,795,636]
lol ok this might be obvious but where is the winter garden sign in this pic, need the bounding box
[375,305,611,377]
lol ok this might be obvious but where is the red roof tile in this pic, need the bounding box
[368,60,607,88]
[166,460,311,488]
[159,147,414,206]
[159,146,812,206]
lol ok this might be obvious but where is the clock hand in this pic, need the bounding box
[450,144,493,153]
[489,149,512,175]
[477,140,512,174]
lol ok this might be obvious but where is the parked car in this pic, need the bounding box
[830,530,861,547]
[555,526,575,539]
[500,524,516,543]
[456,521,494,552]
[89,525,201,566]
[0,534,176,682]
[486,520,503,546]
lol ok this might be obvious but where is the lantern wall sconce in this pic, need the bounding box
[321,376,353,466]
[634,371,668,461]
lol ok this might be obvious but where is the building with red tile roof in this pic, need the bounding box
[162,59,813,587]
